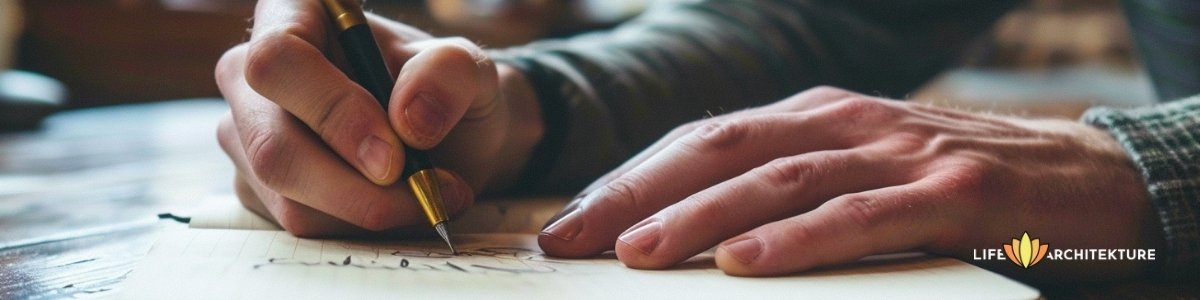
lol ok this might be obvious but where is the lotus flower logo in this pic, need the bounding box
[1003,232,1049,268]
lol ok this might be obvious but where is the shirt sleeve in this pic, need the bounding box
[490,0,1019,193]
[1082,95,1200,282]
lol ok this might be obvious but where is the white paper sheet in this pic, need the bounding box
[121,198,1039,299]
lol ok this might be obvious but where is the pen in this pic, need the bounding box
[320,0,456,254]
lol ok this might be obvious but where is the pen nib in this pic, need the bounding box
[434,222,456,255]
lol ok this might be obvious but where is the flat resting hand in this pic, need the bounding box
[214,0,543,237]
[538,86,1164,282]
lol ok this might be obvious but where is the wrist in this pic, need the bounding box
[487,63,545,192]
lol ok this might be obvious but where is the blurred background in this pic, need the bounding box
[1,0,1151,117]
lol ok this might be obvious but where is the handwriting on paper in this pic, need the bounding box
[123,229,1042,299]
[253,247,573,275]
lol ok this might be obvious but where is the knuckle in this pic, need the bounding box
[678,121,749,153]
[216,114,237,154]
[804,85,852,99]
[245,24,317,84]
[301,91,380,154]
[936,160,991,200]
[307,86,356,136]
[684,196,735,225]
[777,219,824,267]
[580,173,619,197]
[756,157,816,189]
[215,44,248,86]
[443,37,489,65]
[836,194,888,231]
[598,174,652,212]
[440,36,474,48]
[244,126,292,190]
[244,31,295,87]
[236,192,260,215]
[897,121,937,141]
[782,218,818,244]
[667,120,706,138]
[429,39,486,68]
[924,134,960,155]
[886,122,938,153]
[274,199,321,237]
[780,85,854,108]
[825,96,894,122]
[233,176,261,210]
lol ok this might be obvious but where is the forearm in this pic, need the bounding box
[480,64,544,193]
[1083,94,1200,282]
[492,0,1019,193]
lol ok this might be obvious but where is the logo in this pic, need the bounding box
[972,231,1156,268]
[1003,232,1048,268]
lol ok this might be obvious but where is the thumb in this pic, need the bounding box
[389,38,498,150]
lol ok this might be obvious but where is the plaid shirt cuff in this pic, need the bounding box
[1082,95,1200,281]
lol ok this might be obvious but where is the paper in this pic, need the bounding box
[186,197,282,231]
[187,196,567,234]
[121,198,1039,299]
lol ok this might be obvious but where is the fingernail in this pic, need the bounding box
[542,194,585,229]
[404,92,448,141]
[542,208,583,241]
[357,135,394,182]
[618,220,662,255]
[722,236,763,265]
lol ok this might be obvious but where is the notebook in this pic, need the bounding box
[120,196,1039,299]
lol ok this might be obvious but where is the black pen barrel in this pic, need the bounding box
[338,24,394,108]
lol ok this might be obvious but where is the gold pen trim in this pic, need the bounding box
[320,0,368,31]
[406,169,449,226]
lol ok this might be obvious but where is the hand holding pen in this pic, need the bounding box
[214,0,544,237]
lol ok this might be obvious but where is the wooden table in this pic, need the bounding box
[0,99,232,298]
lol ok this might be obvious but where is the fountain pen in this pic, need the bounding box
[320,0,456,254]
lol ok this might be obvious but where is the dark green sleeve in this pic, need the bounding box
[492,0,1019,193]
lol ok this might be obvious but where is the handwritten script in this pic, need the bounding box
[122,229,1040,299]
[253,247,570,275]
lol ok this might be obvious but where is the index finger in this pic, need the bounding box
[538,111,857,258]
[250,0,328,46]
[556,86,863,215]
[243,0,430,185]
[539,87,865,248]
[250,0,429,68]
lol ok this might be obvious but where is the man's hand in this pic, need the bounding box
[215,0,543,237]
[539,86,1162,282]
